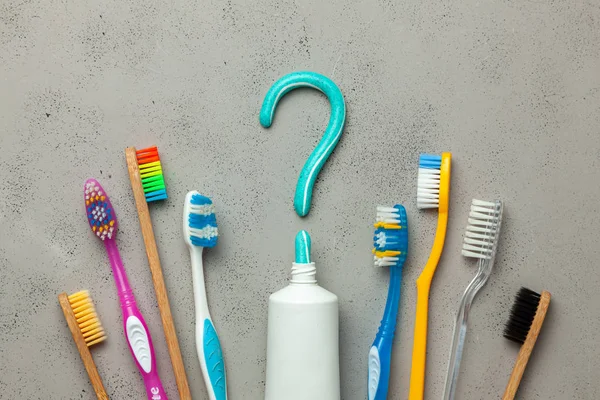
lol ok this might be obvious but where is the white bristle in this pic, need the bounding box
[374,232,386,247]
[374,231,399,248]
[417,168,441,209]
[472,199,496,207]
[376,206,401,224]
[374,255,399,268]
[189,226,218,239]
[462,199,503,259]
[190,203,215,216]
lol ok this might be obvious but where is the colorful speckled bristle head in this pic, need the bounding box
[136,146,167,202]
[84,178,117,241]
[184,191,218,248]
[373,204,408,268]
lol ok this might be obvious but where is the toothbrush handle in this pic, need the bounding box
[368,335,393,400]
[196,317,227,400]
[121,291,168,400]
[443,260,491,400]
[409,279,431,400]
[192,249,227,400]
[368,269,402,400]
[409,210,448,400]
[105,241,168,400]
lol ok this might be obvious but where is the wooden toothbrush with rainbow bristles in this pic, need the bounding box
[125,146,191,400]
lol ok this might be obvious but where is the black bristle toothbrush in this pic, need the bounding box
[502,287,551,400]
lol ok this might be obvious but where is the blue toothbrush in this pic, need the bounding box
[368,205,409,400]
[183,191,226,400]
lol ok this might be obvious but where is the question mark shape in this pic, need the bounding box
[260,71,346,217]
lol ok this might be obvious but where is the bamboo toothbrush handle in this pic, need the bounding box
[125,147,192,400]
[502,291,551,400]
[58,293,109,400]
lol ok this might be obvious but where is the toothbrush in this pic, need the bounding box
[502,287,551,399]
[58,290,108,399]
[408,153,452,400]
[125,146,191,400]
[368,205,409,400]
[183,191,227,400]
[442,199,504,400]
[84,179,168,400]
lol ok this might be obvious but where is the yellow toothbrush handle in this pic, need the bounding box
[409,211,449,400]
[408,218,448,400]
[409,273,433,400]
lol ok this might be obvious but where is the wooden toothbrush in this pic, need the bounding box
[58,290,108,400]
[125,146,191,400]
[502,287,551,400]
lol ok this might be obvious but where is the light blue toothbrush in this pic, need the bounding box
[260,71,346,217]
[368,205,409,400]
[183,191,226,400]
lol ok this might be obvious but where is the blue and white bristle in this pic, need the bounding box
[417,154,442,209]
[187,193,218,248]
[373,205,408,268]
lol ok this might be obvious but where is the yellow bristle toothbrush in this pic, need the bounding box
[408,152,452,400]
[58,290,108,400]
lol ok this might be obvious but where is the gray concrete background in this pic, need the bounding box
[1,0,599,398]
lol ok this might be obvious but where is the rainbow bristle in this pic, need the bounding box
[84,179,117,241]
[136,146,167,202]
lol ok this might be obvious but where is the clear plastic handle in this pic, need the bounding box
[442,258,491,400]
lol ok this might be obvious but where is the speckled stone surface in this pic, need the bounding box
[1,0,599,399]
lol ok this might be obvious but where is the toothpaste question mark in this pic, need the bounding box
[260,71,346,217]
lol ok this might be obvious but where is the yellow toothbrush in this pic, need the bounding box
[408,152,452,400]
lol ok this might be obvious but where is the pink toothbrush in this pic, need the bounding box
[84,178,168,400]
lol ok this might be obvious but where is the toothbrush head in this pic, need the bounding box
[462,199,503,261]
[67,290,106,346]
[136,146,168,203]
[84,179,117,241]
[183,191,218,248]
[503,287,550,344]
[373,205,408,268]
[417,153,451,211]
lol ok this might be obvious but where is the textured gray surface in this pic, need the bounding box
[1,0,599,399]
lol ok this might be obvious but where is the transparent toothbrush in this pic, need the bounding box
[443,199,503,400]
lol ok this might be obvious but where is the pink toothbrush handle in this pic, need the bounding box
[105,240,168,400]
[122,298,168,400]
